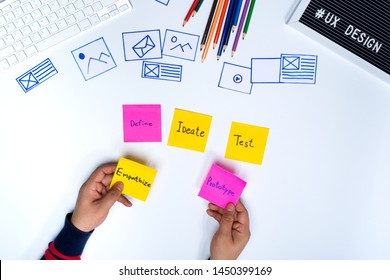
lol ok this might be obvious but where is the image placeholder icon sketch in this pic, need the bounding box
[163,29,200,61]
[71,38,117,81]
[123,30,162,61]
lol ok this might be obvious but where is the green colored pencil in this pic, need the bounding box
[193,0,205,16]
[242,0,256,39]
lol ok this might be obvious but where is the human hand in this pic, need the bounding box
[207,200,250,260]
[71,162,132,232]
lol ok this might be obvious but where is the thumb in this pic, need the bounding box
[219,202,235,236]
[101,181,124,210]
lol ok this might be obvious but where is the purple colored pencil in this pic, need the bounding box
[232,0,251,56]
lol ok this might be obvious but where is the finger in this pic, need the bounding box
[206,209,222,222]
[118,194,132,207]
[101,174,114,188]
[88,162,118,184]
[235,200,250,231]
[218,202,235,236]
[100,181,124,210]
[208,203,224,214]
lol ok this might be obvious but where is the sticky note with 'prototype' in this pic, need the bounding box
[110,158,157,202]
[198,164,246,208]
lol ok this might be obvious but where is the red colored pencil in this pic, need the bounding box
[213,0,229,49]
[183,0,200,26]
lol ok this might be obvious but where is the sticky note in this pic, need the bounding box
[198,164,246,208]
[123,104,162,142]
[167,108,212,152]
[225,122,269,165]
[110,158,157,202]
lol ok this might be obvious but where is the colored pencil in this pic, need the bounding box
[242,0,256,39]
[217,0,236,60]
[192,0,205,17]
[201,0,224,62]
[183,0,200,27]
[231,0,243,32]
[200,0,218,51]
[232,0,250,56]
[213,0,229,49]
[222,0,238,53]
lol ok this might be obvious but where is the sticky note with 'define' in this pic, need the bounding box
[110,158,157,202]
[198,164,246,209]
[168,108,212,152]
[225,122,269,165]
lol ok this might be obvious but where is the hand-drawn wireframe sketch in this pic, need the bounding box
[251,54,318,84]
[123,30,162,61]
[71,37,116,81]
[162,29,199,61]
[155,0,170,5]
[141,61,182,82]
[218,62,253,94]
[16,58,58,92]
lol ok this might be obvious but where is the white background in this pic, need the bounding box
[0,0,389,260]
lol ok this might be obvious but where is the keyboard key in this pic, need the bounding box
[119,4,129,12]
[13,40,24,51]
[7,54,18,65]
[56,7,66,18]
[0,45,14,58]
[13,30,23,40]
[49,0,60,11]
[14,7,24,17]
[74,10,85,20]
[101,13,109,21]
[79,18,91,30]
[57,19,67,29]
[21,25,32,36]
[22,14,34,24]
[4,34,15,44]
[11,1,22,9]
[16,50,27,62]
[5,11,15,21]
[38,16,49,26]
[109,9,118,17]
[102,0,116,6]
[65,14,76,25]
[84,0,94,4]
[22,3,33,12]
[0,59,10,70]
[31,32,41,42]
[25,45,38,56]
[36,24,80,51]
[48,12,59,23]
[32,9,43,19]
[48,23,59,33]
[39,27,50,38]
[92,1,103,12]
[41,4,51,15]
[31,0,42,9]
[2,5,12,13]
[89,13,100,25]
[74,0,85,10]
[5,22,16,33]
[14,18,25,28]
[22,37,33,46]
[65,3,76,14]
[84,5,94,16]
[0,26,7,37]
[0,15,6,25]
[0,38,5,48]
[31,21,41,31]
[59,0,70,6]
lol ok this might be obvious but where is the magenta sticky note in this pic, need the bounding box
[123,104,162,142]
[198,164,246,209]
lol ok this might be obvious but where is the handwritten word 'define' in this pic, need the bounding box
[176,121,205,137]
[206,176,235,196]
[130,120,153,127]
[116,168,151,187]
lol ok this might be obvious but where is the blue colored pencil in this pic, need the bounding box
[217,0,236,60]
[231,0,243,32]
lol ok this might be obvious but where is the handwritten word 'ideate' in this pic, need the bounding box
[110,157,157,202]
[123,104,162,143]
[168,108,212,152]
[198,164,246,209]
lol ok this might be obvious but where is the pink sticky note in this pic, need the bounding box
[123,104,162,142]
[198,164,246,208]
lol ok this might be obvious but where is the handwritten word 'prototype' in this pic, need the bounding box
[206,176,235,196]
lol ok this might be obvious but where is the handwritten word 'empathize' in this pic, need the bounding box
[116,168,151,187]
[206,176,235,196]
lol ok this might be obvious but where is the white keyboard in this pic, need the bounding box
[0,0,132,71]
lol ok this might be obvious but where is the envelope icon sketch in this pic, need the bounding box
[282,56,300,70]
[133,35,156,58]
[144,63,159,77]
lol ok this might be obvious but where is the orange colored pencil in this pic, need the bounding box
[183,0,200,27]
[201,0,224,62]
[213,0,229,49]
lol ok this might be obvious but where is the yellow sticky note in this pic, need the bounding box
[168,108,212,152]
[225,122,269,165]
[110,158,157,202]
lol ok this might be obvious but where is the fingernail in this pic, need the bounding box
[115,181,124,191]
[226,203,234,212]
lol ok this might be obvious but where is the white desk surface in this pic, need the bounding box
[1,0,390,260]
